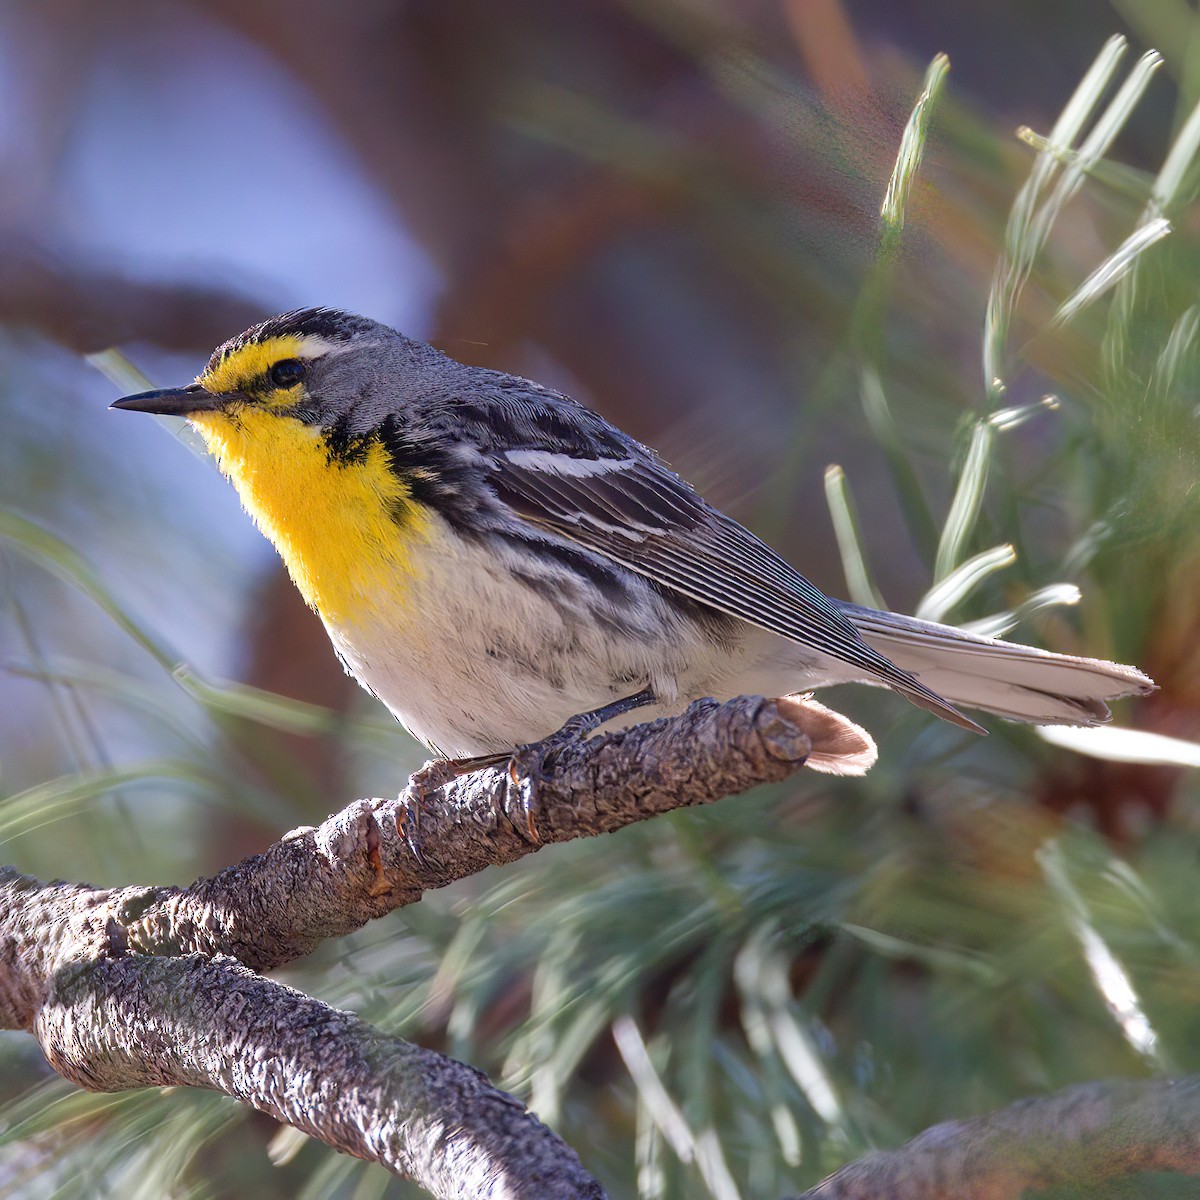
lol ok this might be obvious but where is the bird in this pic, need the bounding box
[111,307,1154,777]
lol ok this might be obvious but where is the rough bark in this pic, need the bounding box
[5,693,1197,1198]
[0,695,812,1197]
[90,695,811,971]
[798,1078,1200,1199]
[39,954,602,1200]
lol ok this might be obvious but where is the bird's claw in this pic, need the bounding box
[505,754,543,845]
[409,757,464,801]
[395,796,430,868]
[503,713,600,844]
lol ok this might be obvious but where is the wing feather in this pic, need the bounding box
[489,449,981,731]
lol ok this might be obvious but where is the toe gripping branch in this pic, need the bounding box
[400,688,659,856]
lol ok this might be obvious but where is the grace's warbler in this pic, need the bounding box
[112,308,1152,775]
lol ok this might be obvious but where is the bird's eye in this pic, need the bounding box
[268,359,306,389]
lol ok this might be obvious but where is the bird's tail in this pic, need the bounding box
[836,601,1155,727]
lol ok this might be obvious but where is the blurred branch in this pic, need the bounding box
[0,241,265,354]
[799,1079,1200,1199]
[0,695,812,1196]
[433,169,669,370]
[782,0,871,114]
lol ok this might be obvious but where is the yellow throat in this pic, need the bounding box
[189,338,430,626]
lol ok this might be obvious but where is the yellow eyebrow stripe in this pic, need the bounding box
[198,334,307,395]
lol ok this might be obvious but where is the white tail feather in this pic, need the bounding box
[838,602,1154,727]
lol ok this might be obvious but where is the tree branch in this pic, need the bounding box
[0,694,813,1197]
[35,950,603,1199]
[116,694,812,971]
[4,693,1199,1198]
[799,1078,1200,1199]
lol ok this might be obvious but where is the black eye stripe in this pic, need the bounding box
[268,359,307,389]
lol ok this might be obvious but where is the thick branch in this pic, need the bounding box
[0,694,812,1198]
[38,952,602,1199]
[799,1078,1200,1199]
[5,696,1200,1199]
[118,694,813,970]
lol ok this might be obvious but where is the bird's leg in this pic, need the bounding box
[402,688,657,853]
[413,686,658,795]
[504,686,658,845]
[524,686,659,773]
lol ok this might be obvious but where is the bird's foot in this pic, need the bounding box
[399,752,511,865]
[517,685,659,777]
[506,686,660,846]
[401,688,658,852]
[409,752,512,800]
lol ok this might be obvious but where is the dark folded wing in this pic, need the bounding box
[487,447,980,730]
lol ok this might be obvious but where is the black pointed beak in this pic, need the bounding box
[110,382,230,416]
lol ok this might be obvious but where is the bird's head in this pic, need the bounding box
[110,308,452,620]
[110,307,406,435]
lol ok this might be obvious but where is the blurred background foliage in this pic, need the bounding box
[0,1,1198,1197]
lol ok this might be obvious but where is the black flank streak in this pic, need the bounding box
[483,638,565,691]
[508,567,570,606]
[491,531,634,607]
[377,415,482,529]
